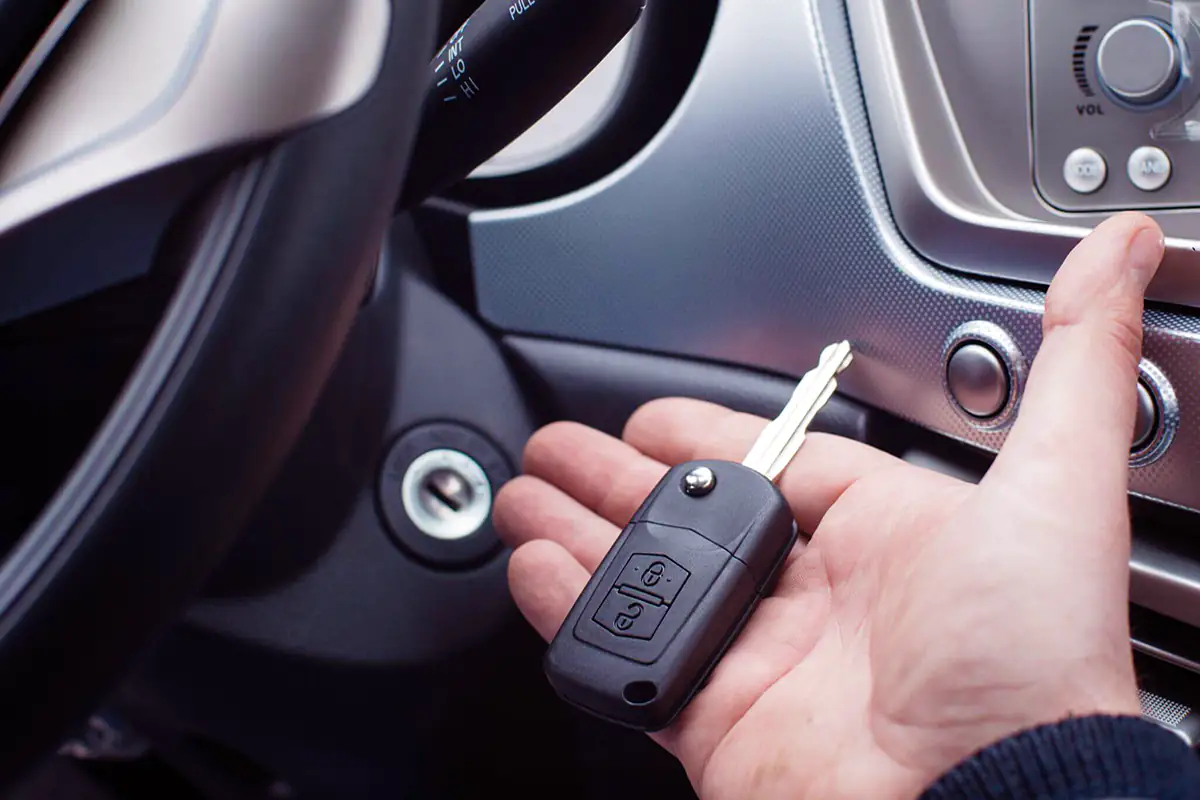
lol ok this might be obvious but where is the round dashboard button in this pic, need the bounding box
[1063,148,1107,194]
[1128,146,1172,192]
[946,343,1010,419]
[1133,380,1158,452]
[1131,361,1179,467]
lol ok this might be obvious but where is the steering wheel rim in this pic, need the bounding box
[0,0,436,780]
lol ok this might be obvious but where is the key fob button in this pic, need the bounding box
[593,589,670,639]
[613,554,689,605]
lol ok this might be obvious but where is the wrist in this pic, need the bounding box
[874,655,1141,787]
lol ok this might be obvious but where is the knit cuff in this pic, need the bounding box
[920,715,1200,800]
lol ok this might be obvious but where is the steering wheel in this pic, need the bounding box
[0,0,437,780]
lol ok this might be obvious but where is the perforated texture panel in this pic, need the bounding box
[470,0,1200,510]
[1140,689,1192,729]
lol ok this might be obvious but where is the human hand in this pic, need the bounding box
[494,212,1165,799]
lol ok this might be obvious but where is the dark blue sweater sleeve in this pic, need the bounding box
[920,715,1200,799]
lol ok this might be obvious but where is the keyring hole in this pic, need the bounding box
[623,681,658,705]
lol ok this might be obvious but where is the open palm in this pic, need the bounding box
[494,213,1162,799]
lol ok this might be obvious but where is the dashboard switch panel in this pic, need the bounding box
[1031,0,1200,210]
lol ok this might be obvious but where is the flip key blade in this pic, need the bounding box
[740,349,833,472]
[744,341,853,481]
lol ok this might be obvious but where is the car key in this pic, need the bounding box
[543,341,854,731]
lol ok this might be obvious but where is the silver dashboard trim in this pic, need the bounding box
[1133,637,1200,676]
[1132,536,1200,630]
[1132,360,1180,468]
[847,0,1200,306]
[0,0,390,237]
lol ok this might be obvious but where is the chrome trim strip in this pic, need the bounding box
[1131,537,1200,630]
[1132,360,1180,468]
[1133,638,1200,677]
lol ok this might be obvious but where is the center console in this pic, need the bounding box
[1032,0,1200,211]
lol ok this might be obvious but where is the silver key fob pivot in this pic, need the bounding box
[543,460,796,731]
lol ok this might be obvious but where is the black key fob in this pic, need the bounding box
[543,460,796,731]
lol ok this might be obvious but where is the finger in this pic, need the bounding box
[494,476,621,571]
[523,422,669,526]
[623,398,905,533]
[990,212,1164,519]
[507,540,590,642]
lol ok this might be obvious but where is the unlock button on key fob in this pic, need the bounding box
[593,590,670,640]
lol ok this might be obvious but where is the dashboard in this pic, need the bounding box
[454,0,1200,630]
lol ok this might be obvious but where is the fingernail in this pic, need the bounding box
[1128,225,1165,290]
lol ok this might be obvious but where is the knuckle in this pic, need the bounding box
[622,397,675,441]
[1043,283,1143,371]
[597,467,648,522]
[506,541,539,582]
[492,474,530,515]
[1042,280,1085,334]
[522,421,578,471]
[1103,308,1144,369]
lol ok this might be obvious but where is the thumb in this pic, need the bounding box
[989,212,1164,516]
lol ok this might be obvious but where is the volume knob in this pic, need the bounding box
[1097,18,1182,107]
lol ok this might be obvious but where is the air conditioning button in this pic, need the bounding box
[1063,147,1108,194]
[1128,146,1172,192]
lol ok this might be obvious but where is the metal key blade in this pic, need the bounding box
[742,342,848,470]
[741,373,821,470]
[742,342,845,471]
[756,344,848,479]
[743,341,853,482]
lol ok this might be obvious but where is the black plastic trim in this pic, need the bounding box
[184,261,536,666]
[502,335,871,442]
